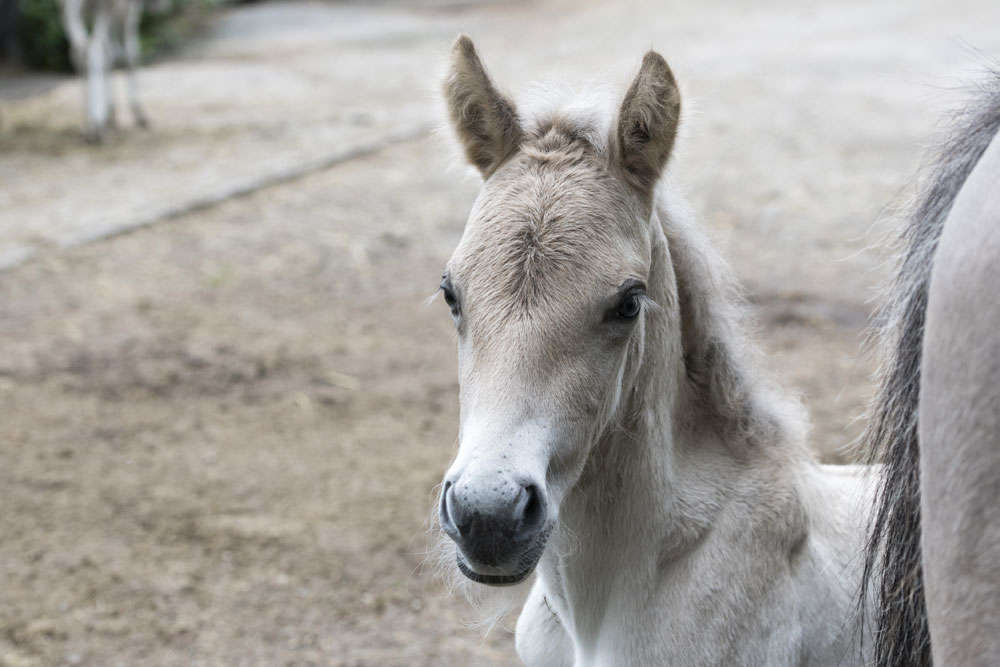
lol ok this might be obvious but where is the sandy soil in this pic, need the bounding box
[2,1,999,664]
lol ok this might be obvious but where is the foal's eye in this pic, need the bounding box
[440,276,461,318]
[617,293,642,319]
[443,288,459,313]
[606,281,646,324]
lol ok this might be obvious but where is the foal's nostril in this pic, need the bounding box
[439,481,460,538]
[519,484,545,532]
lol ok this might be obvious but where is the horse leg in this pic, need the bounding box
[515,580,573,667]
[105,12,118,131]
[921,130,1000,664]
[62,0,93,136]
[85,3,112,142]
[123,0,148,128]
[61,0,89,71]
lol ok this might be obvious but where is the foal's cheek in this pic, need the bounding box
[552,360,616,425]
[543,433,590,497]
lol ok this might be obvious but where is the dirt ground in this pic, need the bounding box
[2,1,1000,665]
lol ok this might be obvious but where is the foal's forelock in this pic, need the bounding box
[453,140,648,325]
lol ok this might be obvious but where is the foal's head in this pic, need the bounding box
[437,37,681,585]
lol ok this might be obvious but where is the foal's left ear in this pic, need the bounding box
[444,35,523,177]
[616,51,681,191]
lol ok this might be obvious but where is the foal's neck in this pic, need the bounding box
[555,336,731,574]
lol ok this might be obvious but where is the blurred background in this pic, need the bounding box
[1,0,999,664]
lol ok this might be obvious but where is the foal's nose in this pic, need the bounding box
[439,475,547,567]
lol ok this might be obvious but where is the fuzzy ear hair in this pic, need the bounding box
[616,51,681,191]
[443,35,523,177]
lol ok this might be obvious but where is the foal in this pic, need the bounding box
[436,37,871,665]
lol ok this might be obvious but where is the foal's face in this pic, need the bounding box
[438,153,653,583]
[437,37,679,585]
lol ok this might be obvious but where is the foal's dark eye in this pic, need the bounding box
[606,280,646,324]
[617,293,642,319]
[440,276,460,318]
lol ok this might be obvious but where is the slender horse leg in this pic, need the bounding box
[61,0,89,71]
[123,0,149,128]
[62,0,93,136]
[85,3,112,142]
[920,131,1000,664]
[104,6,118,131]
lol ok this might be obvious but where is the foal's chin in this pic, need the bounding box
[454,532,550,587]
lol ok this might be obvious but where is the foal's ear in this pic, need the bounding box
[444,35,523,177]
[616,51,681,191]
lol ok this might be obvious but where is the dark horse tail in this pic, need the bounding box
[861,71,1000,666]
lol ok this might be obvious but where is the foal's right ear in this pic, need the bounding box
[616,51,681,191]
[443,35,523,177]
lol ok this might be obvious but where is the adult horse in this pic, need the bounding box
[862,72,1000,665]
[434,36,873,665]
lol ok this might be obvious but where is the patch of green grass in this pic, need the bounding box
[16,0,72,72]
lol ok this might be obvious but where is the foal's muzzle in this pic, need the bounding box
[439,474,549,585]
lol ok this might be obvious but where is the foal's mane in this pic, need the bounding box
[658,197,806,452]
[860,69,1000,667]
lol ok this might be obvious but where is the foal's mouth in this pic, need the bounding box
[455,531,550,587]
